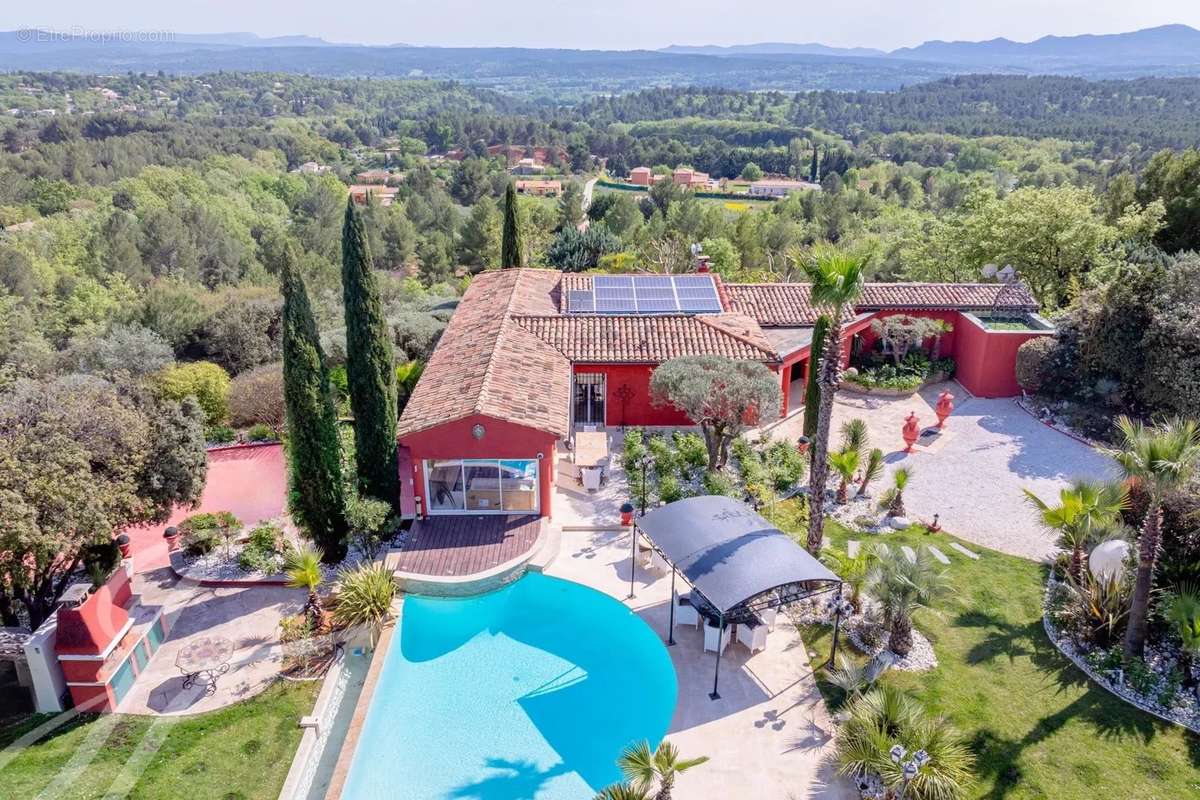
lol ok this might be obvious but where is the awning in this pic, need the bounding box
[636,495,840,618]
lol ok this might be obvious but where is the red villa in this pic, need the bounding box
[396,269,1049,521]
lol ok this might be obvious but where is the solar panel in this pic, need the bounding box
[593,275,635,314]
[673,274,722,312]
[567,290,594,313]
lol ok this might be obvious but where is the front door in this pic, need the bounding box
[574,373,606,427]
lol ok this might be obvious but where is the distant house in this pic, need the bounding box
[515,180,562,197]
[672,168,714,190]
[348,184,399,207]
[748,179,822,198]
[629,166,652,186]
[92,87,120,101]
[511,158,546,176]
[356,169,395,185]
[293,161,331,175]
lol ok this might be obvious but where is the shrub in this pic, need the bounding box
[703,470,739,498]
[206,424,236,444]
[1015,336,1056,393]
[228,362,285,431]
[238,522,283,573]
[245,423,278,442]
[646,434,680,478]
[331,564,397,629]
[622,428,646,473]
[658,474,684,504]
[765,440,806,491]
[157,361,231,425]
[673,431,709,474]
[345,493,396,560]
[179,511,240,556]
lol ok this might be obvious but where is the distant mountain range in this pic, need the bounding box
[666,24,1200,70]
[1,24,1198,97]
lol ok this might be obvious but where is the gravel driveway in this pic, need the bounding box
[828,383,1117,561]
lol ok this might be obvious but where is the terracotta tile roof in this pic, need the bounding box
[397,270,571,439]
[725,281,1038,326]
[511,313,778,363]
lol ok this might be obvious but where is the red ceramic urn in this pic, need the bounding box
[902,412,921,452]
[935,390,955,429]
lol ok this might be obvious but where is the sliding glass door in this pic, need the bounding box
[423,459,539,514]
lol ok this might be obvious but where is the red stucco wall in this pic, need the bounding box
[955,314,1053,397]
[400,414,558,518]
[573,364,694,428]
[55,570,131,658]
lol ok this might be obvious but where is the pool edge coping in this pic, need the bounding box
[322,608,400,800]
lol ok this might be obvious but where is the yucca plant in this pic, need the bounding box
[1065,569,1130,647]
[858,448,885,497]
[617,740,708,800]
[330,563,397,631]
[829,448,860,504]
[1166,587,1200,688]
[880,467,913,518]
[836,684,975,800]
[840,417,870,459]
[826,652,877,702]
[284,544,325,623]
[868,544,949,657]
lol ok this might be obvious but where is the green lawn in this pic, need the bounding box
[0,681,318,800]
[785,510,1200,800]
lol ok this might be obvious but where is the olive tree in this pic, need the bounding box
[650,356,780,470]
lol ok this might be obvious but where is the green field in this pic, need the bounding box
[0,681,318,800]
[776,510,1200,800]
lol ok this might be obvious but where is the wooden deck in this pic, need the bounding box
[390,515,543,577]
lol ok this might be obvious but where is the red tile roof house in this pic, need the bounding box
[396,269,1048,522]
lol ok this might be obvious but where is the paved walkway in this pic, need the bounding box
[546,529,850,799]
[767,381,1115,561]
[123,444,288,573]
[117,568,303,715]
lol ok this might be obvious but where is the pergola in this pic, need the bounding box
[634,495,845,699]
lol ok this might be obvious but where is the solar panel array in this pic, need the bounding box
[567,275,722,315]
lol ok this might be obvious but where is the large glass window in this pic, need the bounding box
[423,459,539,514]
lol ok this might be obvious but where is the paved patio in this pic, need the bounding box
[545,528,850,799]
[763,381,1116,560]
[117,568,304,716]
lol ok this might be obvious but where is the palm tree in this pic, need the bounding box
[824,546,872,613]
[617,740,708,800]
[803,245,869,555]
[1023,479,1129,585]
[840,417,869,458]
[881,467,912,518]
[285,544,325,624]
[1102,416,1200,659]
[858,448,885,497]
[836,684,975,800]
[868,544,949,658]
[829,448,860,504]
[594,784,652,800]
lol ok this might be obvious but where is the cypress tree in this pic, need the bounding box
[802,316,829,439]
[501,181,525,268]
[341,199,401,510]
[809,146,819,183]
[280,242,347,562]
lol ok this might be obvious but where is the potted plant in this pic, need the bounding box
[163,526,181,551]
[115,533,132,559]
[620,502,636,527]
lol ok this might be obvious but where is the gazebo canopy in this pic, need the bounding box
[636,495,840,619]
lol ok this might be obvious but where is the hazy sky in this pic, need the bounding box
[4,1,1199,51]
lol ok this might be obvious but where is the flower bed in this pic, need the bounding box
[789,594,937,673]
[1043,576,1200,733]
[840,354,955,396]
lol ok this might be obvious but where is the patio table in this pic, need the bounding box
[175,635,233,696]
[574,431,609,468]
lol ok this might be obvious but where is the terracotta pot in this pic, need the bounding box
[619,502,635,527]
[935,390,955,429]
[163,526,181,552]
[115,534,132,559]
[902,412,921,453]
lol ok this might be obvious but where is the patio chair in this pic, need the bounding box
[649,549,669,573]
[758,607,778,632]
[673,591,700,629]
[581,467,602,492]
[736,619,768,654]
[703,619,732,655]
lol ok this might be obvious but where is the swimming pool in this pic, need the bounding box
[341,573,678,799]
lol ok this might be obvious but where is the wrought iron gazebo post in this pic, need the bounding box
[829,582,844,668]
[628,523,637,600]
[667,569,677,646]
[710,612,725,700]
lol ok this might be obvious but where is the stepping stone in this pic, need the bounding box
[900,545,917,563]
[926,545,951,565]
[949,542,980,560]
[847,540,860,557]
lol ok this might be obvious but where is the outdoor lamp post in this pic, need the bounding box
[629,455,652,600]
[890,745,930,800]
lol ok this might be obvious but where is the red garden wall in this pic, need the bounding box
[400,414,559,518]
[573,364,694,428]
[955,314,1054,397]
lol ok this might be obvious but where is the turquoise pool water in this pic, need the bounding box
[341,573,678,799]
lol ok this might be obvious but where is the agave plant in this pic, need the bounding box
[836,684,975,800]
[617,740,708,800]
[840,417,870,459]
[829,448,860,504]
[284,544,325,624]
[868,544,949,658]
[330,563,397,631]
[880,467,913,518]
[858,448,885,497]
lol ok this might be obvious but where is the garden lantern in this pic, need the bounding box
[902,412,921,452]
[935,390,955,428]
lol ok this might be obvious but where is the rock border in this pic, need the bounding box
[1042,578,1200,734]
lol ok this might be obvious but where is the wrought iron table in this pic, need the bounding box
[175,635,234,696]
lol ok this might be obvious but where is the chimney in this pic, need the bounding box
[695,255,712,273]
